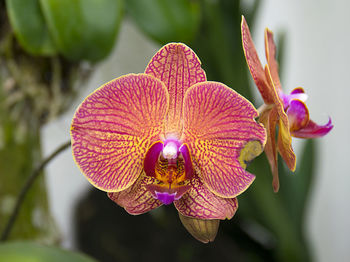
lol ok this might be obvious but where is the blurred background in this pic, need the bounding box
[0,0,348,261]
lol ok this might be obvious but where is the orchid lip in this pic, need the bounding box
[155,191,178,205]
[146,184,192,205]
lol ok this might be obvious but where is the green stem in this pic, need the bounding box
[0,140,71,241]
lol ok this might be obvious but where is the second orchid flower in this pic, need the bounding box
[241,16,333,192]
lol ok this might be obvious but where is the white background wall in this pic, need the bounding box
[43,1,350,261]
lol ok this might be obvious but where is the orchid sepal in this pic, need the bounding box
[178,213,220,244]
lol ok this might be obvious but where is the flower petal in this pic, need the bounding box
[71,74,169,192]
[286,99,310,132]
[174,177,238,220]
[241,16,274,104]
[178,213,220,243]
[143,141,164,178]
[277,118,296,171]
[179,143,194,179]
[108,173,163,215]
[292,118,333,138]
[262,107,280,192]
[182,81,266,198]
[281,87,308,107]
[145,43,206,136]
[264,66,296,172]
[264,28,282,92]
[290,87,305,95]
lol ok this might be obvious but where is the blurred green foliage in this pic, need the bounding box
[6,0,56,55]
[6,0,124,62]
[0,242,97,262]
[126,0,201,44]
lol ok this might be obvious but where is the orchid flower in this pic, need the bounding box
[241,16,333,192]
[71,43,266,242]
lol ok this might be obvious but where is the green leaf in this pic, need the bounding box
[39,0,124,62]
[192,0,253,100]
[126,0,200,44]
[0,242,97,262]
[279,139,317,231]
[5,0,57,56]
[239,154,311,261]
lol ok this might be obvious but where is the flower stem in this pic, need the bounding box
[0,140,71,242]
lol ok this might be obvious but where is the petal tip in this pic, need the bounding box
[179,213,220,243]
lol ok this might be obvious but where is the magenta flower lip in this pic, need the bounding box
[155,191,176,205]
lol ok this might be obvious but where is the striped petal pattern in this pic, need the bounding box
[182,81,266,198]
[179,213,220,243]
[174,177,238,220]
[108,173,163,215]
[71,74,168,192]
[145,43,206,135]
[241,16,274,104]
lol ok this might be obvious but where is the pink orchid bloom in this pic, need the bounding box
[71,43,266,242]
[241,16,333,192]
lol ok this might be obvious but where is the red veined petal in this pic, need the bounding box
[71,74,169,192]
[241,16,274,104]
[145,43,206,136]
[292,118,333,138]
[174,177,238,220]
[182,81,266,198]
[287,99,310,132]
[108,173,162,215]
[265,28,282,92]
